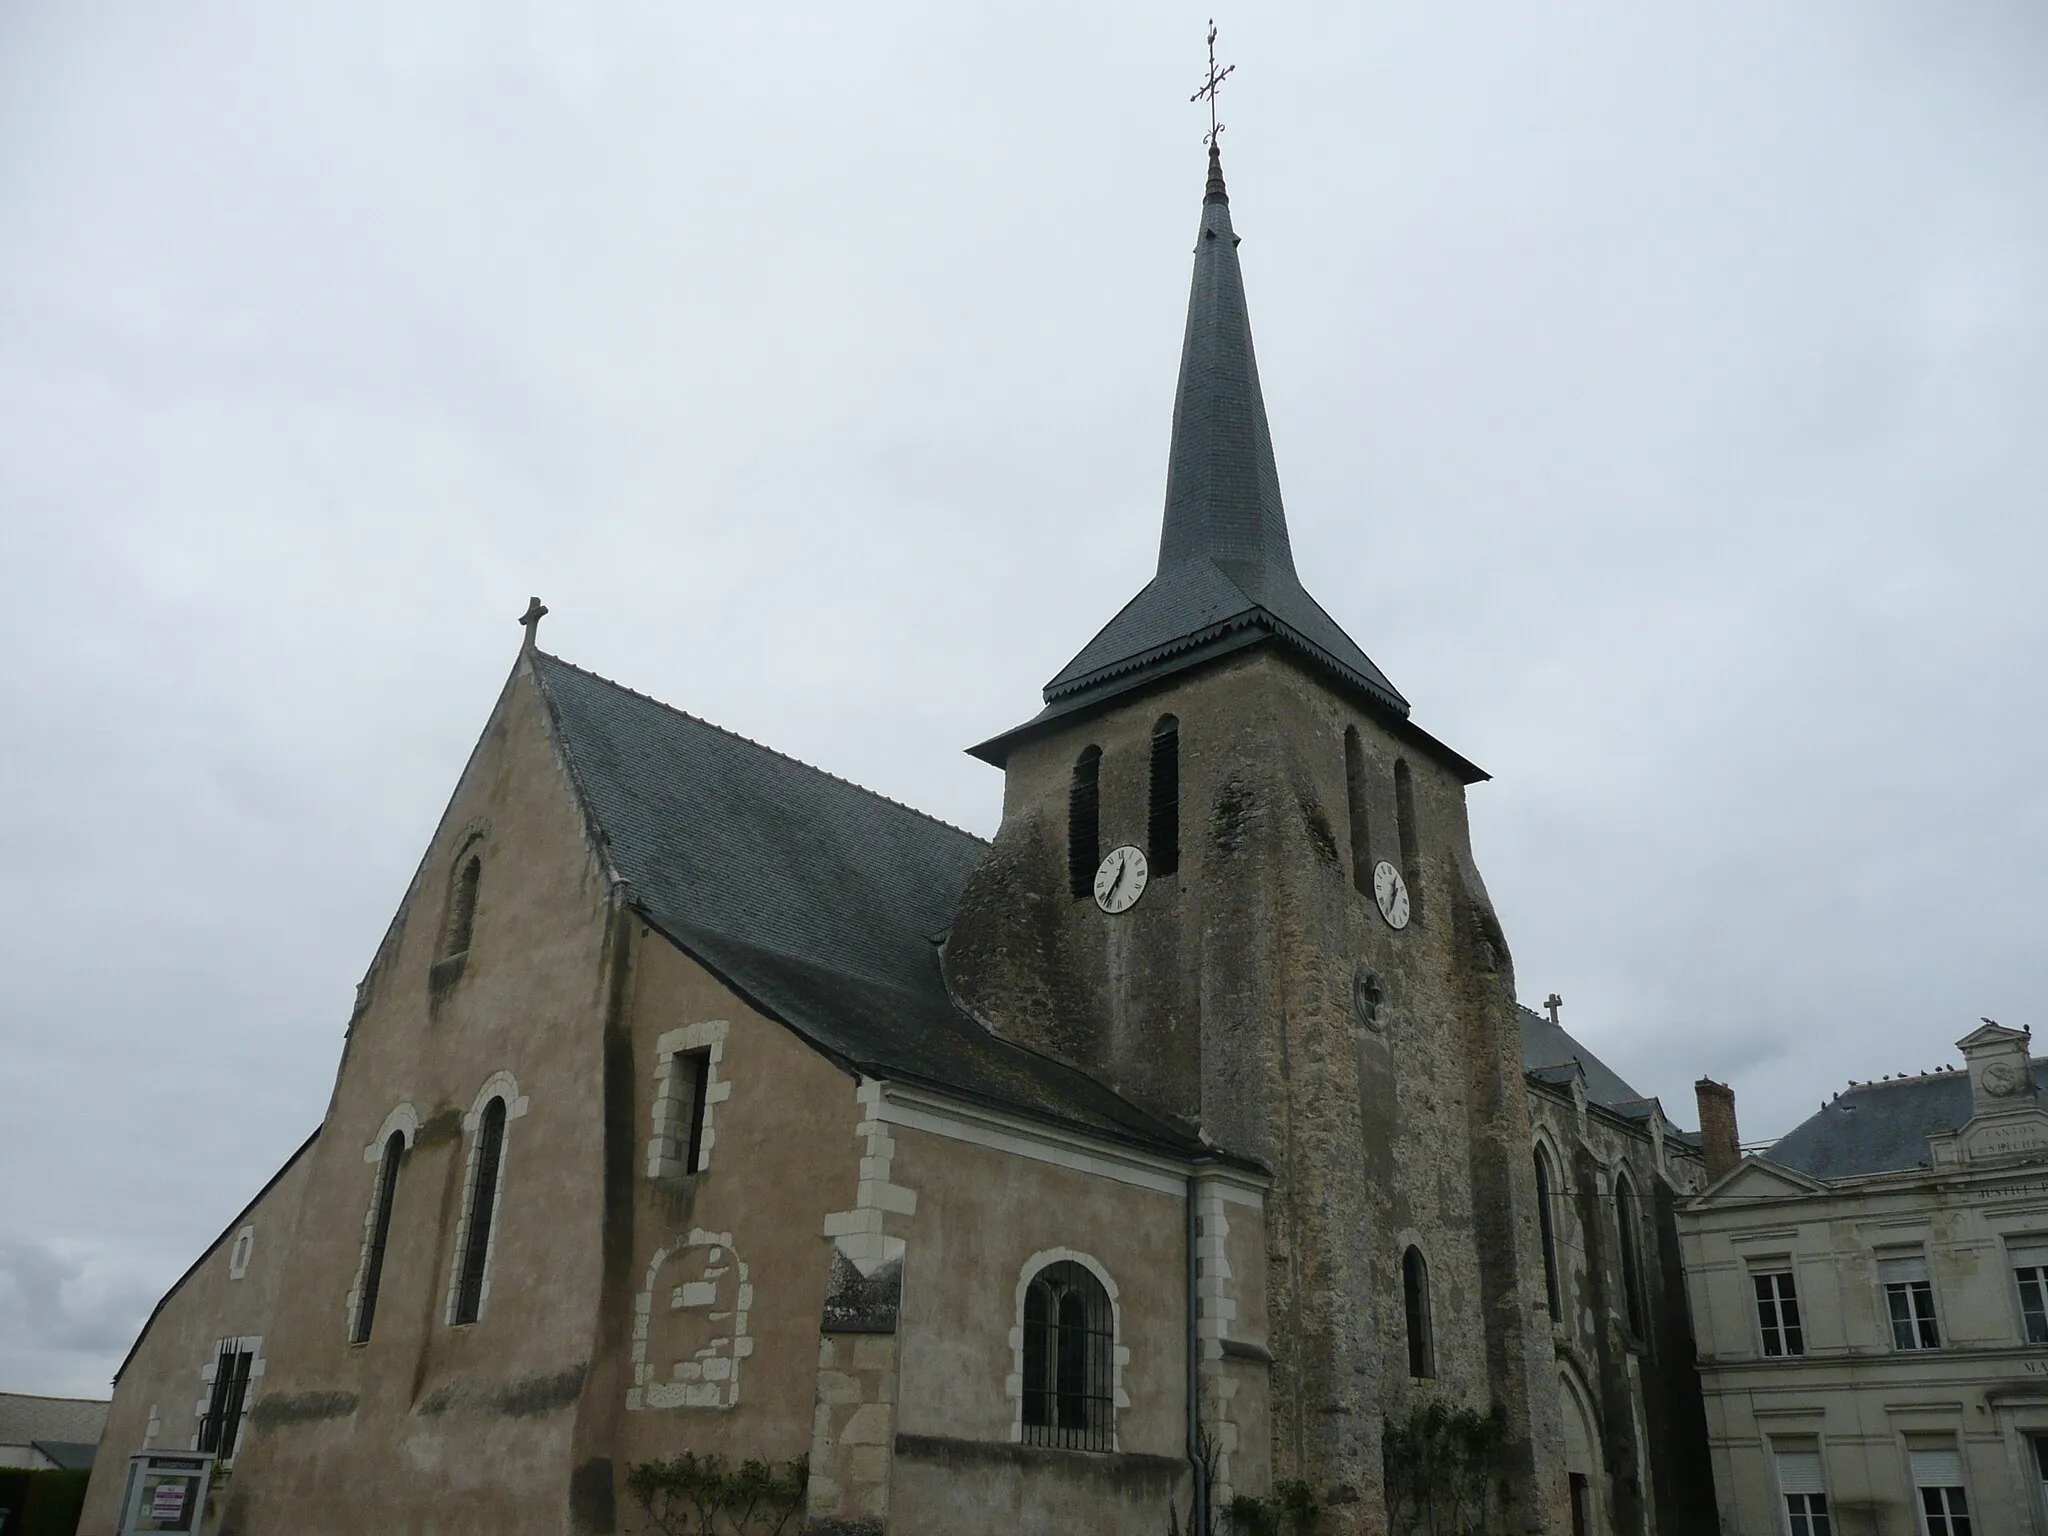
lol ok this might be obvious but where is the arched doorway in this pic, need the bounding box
[1559,1368,1601,1536]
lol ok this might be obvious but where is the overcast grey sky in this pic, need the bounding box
[3,3,2044,1397]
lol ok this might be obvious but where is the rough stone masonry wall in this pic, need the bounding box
[948,649,1567,1536]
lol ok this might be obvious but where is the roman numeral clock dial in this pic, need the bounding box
[1373,860,1410,930]
[1093,845,1149,914]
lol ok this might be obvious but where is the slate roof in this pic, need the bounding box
[1766,1064,2048,1181]
[530,652,1224,1161]
[31,1440,98,1471]
[973,148,1417,761]
[0,1394,108,1450]
[1517,1005,1657,1116]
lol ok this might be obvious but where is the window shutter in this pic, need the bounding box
[1909,1448,1965,1489]
[1773,1451,1824,1495]
[1879,1255,1930,1284]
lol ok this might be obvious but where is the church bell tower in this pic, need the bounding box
[944,142,1562,1529]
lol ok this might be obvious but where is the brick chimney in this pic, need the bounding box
[1695,1078,1741,1180]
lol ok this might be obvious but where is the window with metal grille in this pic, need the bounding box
[1344,727,1371,896]
[1403,1246,1434,1379]
[197,1342,253,1458]
[1910,1447,1971,1536]
[454,1098,507,1325]
[1393,757,1423,921]
[1148,717,1180,878]
[1021,1260,1114,1451]
[1774,1447,1831,1536]
[1534,1149,1561,1317]
[445,851,482,957]
[1615,1175,1644,1337]
[352,1131,406,1344]
[1067,748,1101,898]
[2012,1244,2048,1344]
[1753,1269,1805,1357]
[1881,1255,1939,1350]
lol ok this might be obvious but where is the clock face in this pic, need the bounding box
[1372,860,1410,930]
[1093,845,1149,914]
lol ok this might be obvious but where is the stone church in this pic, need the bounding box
[83,146,1717,1535]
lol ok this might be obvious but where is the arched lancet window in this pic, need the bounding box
[353,1131,406,1343]
[1345,726,1372,896]
[1148,717,1180,878]
[1615,1173,1645,1337]
[1534,1147,1562,1318]
[1403,1246,1434,1379]
[1067,747,1102,898]
[444,849,482,958]
[1022,1260,1114,1450]
[454,1098,507,1325]
[1393,758,1423,921]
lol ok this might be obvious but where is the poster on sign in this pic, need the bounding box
[150,1484,187,1523]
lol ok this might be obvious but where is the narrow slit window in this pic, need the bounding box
[1403,1246,1434,1378]
[1068,747,1102,898]
[454,1098,507,1325]
[1021,1260,1114,1451]
[197,1341,254,1458]
[1534,1149,1561,1317]
[1345,727,1371,896]
[1393,758,1423,920]
[1615,1176,1644,1337]
[353,1131,406,1344]
[675,1050,711,1175]
[445,853,482,958]
[1148,717,1180,878]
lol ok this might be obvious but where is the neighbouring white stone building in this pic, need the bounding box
[1680,1021,2048,1535]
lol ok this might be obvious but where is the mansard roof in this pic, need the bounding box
[529,651,1223,1162]
[1767,1061,2048,1181]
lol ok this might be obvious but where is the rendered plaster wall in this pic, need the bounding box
[1682,1165,2048,1536]
[77,1145,315,1535]
[948,649,1563,1534]
[1525,1086,1715,1536]
[217,658,619,1536]
[883,1118,1194,1536]
[599,935,856,1517]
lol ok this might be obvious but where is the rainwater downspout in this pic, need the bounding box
[1186,1170,1208,1536]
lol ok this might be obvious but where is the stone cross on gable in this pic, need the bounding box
[1545,993,1563,1026]
[519,596,549,650]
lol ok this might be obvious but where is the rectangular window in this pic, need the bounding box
[1753,1268,1805,1357]
[1774,1445,1831,1536]
[1909,1446,1971,1536]
[2033,1438,2048,1517]
[675,1050,711,1175]
[2012,1243,2048,1345]
[1880,1255,1940,1350]
[197,1342,253,1458]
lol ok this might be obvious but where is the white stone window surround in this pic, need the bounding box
[343,1103,421,1341]
[443,1072,531,1326]
[647,1020,733,1179]
[626,1228,754,1411]
[227,1226,255,1281]
[191,1334,264,1460]
[1006,1247,1131,1452]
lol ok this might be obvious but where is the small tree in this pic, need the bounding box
[1382,1402,1510,1536]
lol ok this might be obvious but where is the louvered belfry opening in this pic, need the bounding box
[1148,717,1180,878]
[1344,726,1371,895]
[1021,1260,1115,1451]
[455,1097,507,1324]
[1393,758,1423,920]
[354,1130,406,1343]
[1068,747,1102,897]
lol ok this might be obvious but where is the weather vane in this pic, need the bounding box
[1190,20,1234,147]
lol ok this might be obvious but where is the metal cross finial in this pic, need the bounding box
[519,595,549,649]
[1545,993,1563,1026]
[1190,20,1235,147]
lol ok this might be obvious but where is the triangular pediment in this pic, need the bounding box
[1695,1156,1828,1203]
[1958,1019,2030,1052]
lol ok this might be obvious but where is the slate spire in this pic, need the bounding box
[1037,145,1409,718]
